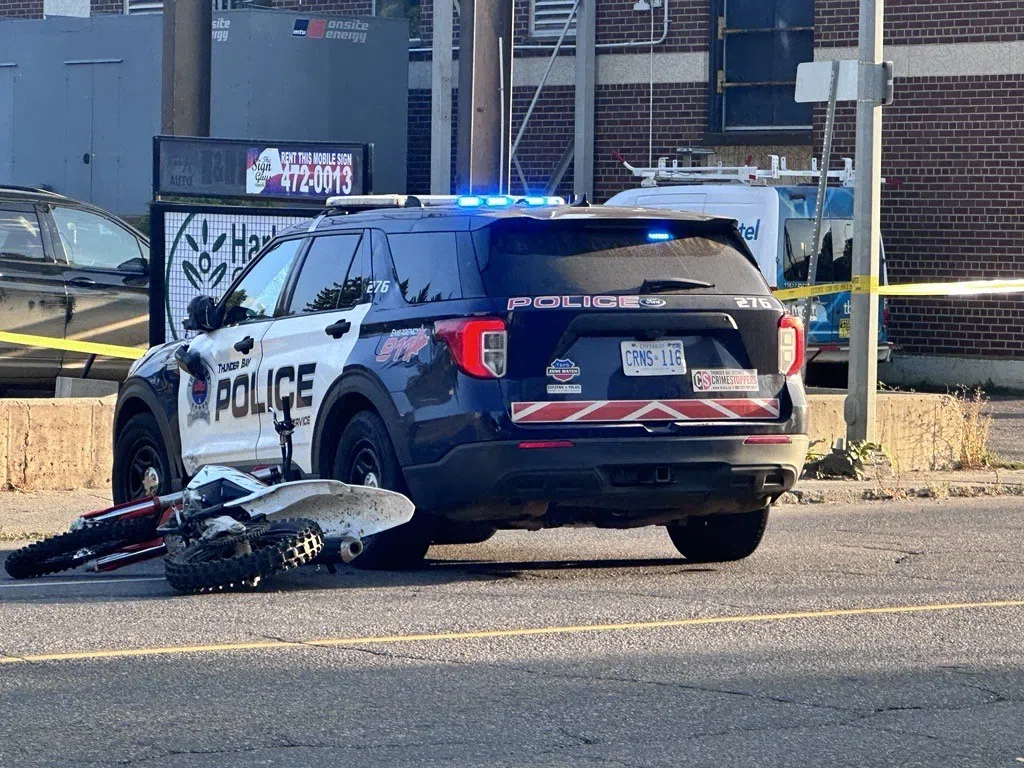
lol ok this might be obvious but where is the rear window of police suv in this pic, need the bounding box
[473,219,768,298]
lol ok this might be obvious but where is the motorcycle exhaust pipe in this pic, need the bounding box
[338,537,363,563]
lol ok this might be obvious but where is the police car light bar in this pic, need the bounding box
[617,154,858,189]
[325,194,566,210]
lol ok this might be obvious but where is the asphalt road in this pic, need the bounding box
[1,497,1023,767]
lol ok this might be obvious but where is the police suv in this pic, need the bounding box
[113,195,808,569]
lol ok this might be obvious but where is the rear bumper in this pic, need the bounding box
[403,434,808,526]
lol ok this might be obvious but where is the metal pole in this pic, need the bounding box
[510,0,580,158]
[498,36,506,194]
[845,0,884,443]
[802,59,840,374]
[573,0,596,201]
[430,0,454,194]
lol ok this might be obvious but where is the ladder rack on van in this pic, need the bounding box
[617,154,856,188]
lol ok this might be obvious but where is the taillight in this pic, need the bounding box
[434,318,507,378]
[744,435,792,445]
[883,301,890,328]
[778,314,805,376]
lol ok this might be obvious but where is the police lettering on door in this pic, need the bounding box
[214,362,317,424]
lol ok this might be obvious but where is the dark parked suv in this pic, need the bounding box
[0,186,149,386]
[113,195,807,569]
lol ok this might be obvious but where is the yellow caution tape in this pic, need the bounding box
[0,331,147,360]
[877,278,1024,297]
[774,277,1024,301]
[772,282,852,301]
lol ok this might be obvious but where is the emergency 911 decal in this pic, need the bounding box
[691,369,759,392]
[507,296,666,310]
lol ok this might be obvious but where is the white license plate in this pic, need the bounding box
[620,340,686,377]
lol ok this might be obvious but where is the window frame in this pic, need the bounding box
[48,205,147,273]
[217,234,309,329]
[0,203,53,263]
[705,0,814,146]
[278,230,371,319]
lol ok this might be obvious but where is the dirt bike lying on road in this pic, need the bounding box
[4,397,415,591]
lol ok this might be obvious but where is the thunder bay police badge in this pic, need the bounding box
[187,359,215,426]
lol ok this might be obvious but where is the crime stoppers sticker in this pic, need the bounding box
[692,369,759,392]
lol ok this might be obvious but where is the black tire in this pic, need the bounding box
[333,410,430,570]
[113,412,174,504]
[4,516,158,579]
[164,519,324,594]
[666,506,770,564]
[431,522,497,546]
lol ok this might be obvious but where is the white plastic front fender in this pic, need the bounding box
[231,480,415,539]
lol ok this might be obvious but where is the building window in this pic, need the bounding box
[709,0,813,136]
[374,0,423,41]
[124,0,163,13]
[530,0,577,38]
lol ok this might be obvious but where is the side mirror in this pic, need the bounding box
[183,295,220,332]
[118,257,150,275]
[173,344,205,380]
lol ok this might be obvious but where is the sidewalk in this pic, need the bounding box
[779,468,1024,505]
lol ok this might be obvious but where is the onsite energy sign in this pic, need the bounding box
[154,136,373,202]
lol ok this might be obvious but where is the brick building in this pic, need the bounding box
[3,0,1024,386]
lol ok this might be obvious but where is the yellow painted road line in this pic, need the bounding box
[1,598,1022,666]
[0,331,146,360]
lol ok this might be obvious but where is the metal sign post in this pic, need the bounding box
[845,0,886,443]
[801,59,841,373]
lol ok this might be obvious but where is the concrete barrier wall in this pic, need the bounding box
[0,393,967,492]
[807,393,965,472]
[0,397,115,491]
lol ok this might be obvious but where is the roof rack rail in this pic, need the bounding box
[616,154,856,188]
[0,185,69,198]
[324,194,566,211]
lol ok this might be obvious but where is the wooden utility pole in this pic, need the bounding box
[456,0,514,194]
[161,0,211,136]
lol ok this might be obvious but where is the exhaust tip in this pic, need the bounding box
[339,537,363,563]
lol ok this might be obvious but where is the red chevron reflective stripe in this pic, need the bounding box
[510,398,780,423]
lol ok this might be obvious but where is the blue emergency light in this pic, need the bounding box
[456,195,566,208]
[647,232,673,241]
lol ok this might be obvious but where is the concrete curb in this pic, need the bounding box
[779,478,1024,505]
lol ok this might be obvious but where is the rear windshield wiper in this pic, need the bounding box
[639,278,715,293]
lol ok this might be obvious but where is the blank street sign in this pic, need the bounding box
[795,60,858,103]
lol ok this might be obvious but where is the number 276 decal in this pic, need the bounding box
[734,297,775,309]
[367,280,391,294]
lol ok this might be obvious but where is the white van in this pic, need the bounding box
[606,182,891,363]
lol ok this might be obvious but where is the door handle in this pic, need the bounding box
[233,336,255,354]
[325,319,351,339]
[68,277,96,288]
